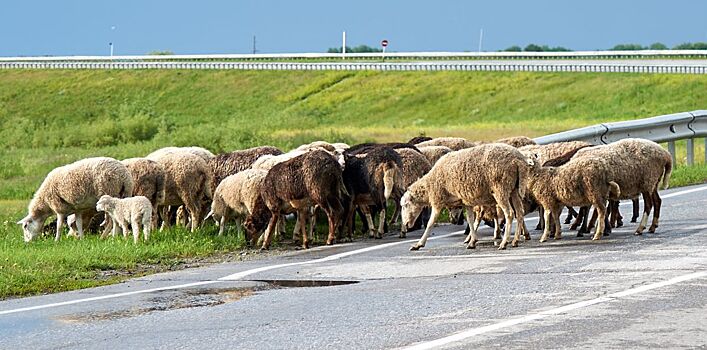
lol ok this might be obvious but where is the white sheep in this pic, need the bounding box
[18,157,133,242]
[95,195,153,243]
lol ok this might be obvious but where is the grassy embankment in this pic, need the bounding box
[0,69,705,298]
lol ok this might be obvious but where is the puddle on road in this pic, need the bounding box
[55,280,358,324]
[56,287,255,324]
[254,279,359,288]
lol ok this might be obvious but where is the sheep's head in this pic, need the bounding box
[525,152,538,167]
[17,215,42,242]
[400,191,425,232]
[95,195,114,212]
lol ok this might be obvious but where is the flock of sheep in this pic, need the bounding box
[17,135,672,252]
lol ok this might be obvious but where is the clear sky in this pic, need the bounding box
[1,0,706,56]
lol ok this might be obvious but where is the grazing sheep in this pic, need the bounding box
[122,158,166,226]
[95,195,152,243]
[526,155,620,242]
[207,169,271,244]
[391,148,432,236]
[146,146,214,161]
[342,147,403,240]
[294,141,338,153]
[147,152,212,232]
[573,138,671,235]
[402,144,532,251]
[495,136,537,148]
[260,150,348,250]
[18,157,133,242]
[417,145,453,165]
[408,136,433,145]
[415,137,481,151]
[208,146,283,193]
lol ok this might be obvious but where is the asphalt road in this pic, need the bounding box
[1,184,706,350]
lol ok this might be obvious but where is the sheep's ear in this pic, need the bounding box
[17,216,29,225]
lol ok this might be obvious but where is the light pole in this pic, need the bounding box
[110,25,116,57]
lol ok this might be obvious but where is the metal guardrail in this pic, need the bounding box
[534,110,707,166]
[2,50,707,62]
[1,61,706,74]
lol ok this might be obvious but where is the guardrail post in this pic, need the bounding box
[668,141,676,167]
[705,137,707,163]
[686,138,694,165]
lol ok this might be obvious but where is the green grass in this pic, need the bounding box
[1,69,706,299]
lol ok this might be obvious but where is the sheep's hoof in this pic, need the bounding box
[524,234,531,241]
[634,231,643,236]
[539,237,547,243]
[466,243,476,249]
[398,232,406,238]
[554,235,562,240]
[325,239,335,246]
[648,225,657,233]
[498,244,507,250]
[616,220,624,228]
[534,224,542,231]
[511,240,519,247]
[591,235,602,241]
[259,246,269,252]
[630,218,638,223]
[374,234,383,240]
[410,244,423,251]
[576,232,584,238]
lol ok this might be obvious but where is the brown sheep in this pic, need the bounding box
[496,136,537,148]
[392,148,432,237]
[208,146,283,193]
[402,144,533,251]
[417,145,453,165]
[260,150,348,250]
[147,152,213,232]
[122,158,166,227]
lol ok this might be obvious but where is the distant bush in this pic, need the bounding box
[648,42,668,50]
[522,44,572,52]
[327,45,383,53]
[503,45,522,52]
[148,50,174,55]
[610,43,646,51]
[672,42,707,50]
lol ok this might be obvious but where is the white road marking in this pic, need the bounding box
[0,280,219,316]
[619,184,707,207]
[401,270,707,350]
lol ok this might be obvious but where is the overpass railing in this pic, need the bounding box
[534,110,707,167]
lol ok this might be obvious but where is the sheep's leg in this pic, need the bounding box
[491,216,501,242]
[131,218,140,244]
[535,207,544,231]
[218,214,227,236]
[376,206,386,239]
[159,206,170,231]
[631,198,640,223]
[260,214,279,251]
[539,207,553,243]
[143,218,151,241]
[635,191,653,235]
[577,206,590,236]
[571,206,587,232]
[189,208,200,233]
[54,214,65,241]
[592,201,608,240]
[345,201,356,240]
[75,213,84,240]
[121,220,130,239]
[325,207,339,246]
[587,207,598,231]
[552,205,562,240]
[308,206,317,242]
[361,206,376,238]
[298,209,310,249]
[410,207,441,251]
[292,214,302,243]
[511,193,528,247]
[564,206,577,225]
[497,200,515,250]
[648,191,661,233]
[614,200,624,228]
[464,208,478,248]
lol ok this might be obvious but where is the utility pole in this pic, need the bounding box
[478,28,484,52]
[252,35,257,54]
[342,31,346,59]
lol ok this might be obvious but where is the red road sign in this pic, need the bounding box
[381,39,389,48]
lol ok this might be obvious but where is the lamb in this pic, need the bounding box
[147,152,212,232]
[18,157,133,242]
[260,150,348,250]
[122,158,166,226]
[207,169,270,244]
[417,145,453,165]
[207,146,283,193]
[415,137,481,151]
[496,136,537,148]
[146,146,214,161]
[95,195,152,243]
[573,138,671,235]
[525,154,620,242]
[402,143,533,251]
[342,147,403,240]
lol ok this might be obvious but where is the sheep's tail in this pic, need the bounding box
[661,159,672,190]
[608,181,621,200]
[383,166,396,200]
[155,173,166,205]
